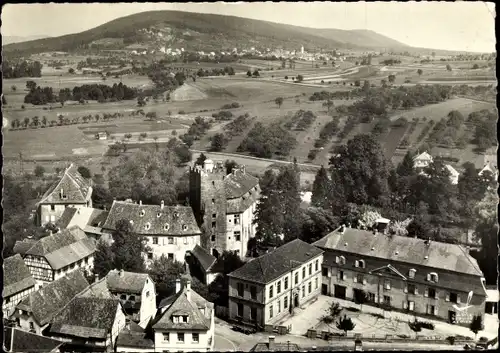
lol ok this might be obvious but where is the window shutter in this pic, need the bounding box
[426,274,431,281]
[327,269,331,277]
[457,295,461,304]
[434,306,438,316]
[404,286,408,293]
[424,289,429,297]
[445,294,450,302]
[354,276,357,283]
[363,279,367,285]
[355,260,359,268]
[403,301,408,309]
[335,256,339,264]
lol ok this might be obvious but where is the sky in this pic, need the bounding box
[1,2,496,52]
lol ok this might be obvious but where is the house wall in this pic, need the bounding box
[153,329,212,352]
[111,303,127,348]
[2,286,36,319]
[38,203,88,226]
[139,277,157,328]
[320,249,486,325]
[206,272,218,285]
[145,234,201,264]
[53,255,94,283]
[225,200,258,258]
[228,254,323,328]
[16,309,48,335]
[25,254,94,286]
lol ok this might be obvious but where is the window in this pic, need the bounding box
[284,296,288,308]
[192,333,199,343]
[302,267,306,279]
[384,279,391,290]
[153,237,158,245]
[294,272,299,285]
[250,286,257,300]
[168,237,174,244]
[146,291,150,298]
[405,301,415,311]
[358,260,365,268]
[302,285,305,298]
[234,231,241,241]
[322,267,329,276]
[409,269,416,279]
[315,260,319,271]
[315,277,318,289]
[50,204,55,211]
[237,303,243,317]
[212,198,215,204]
[284,277,289,290]
[129,295,135,301]
[177,333,184,343]
[163,333,169,342]
[277,300,281,313]
[269,286,274,299]
[168,253,174,260]
[120,294,127,300]
[407,284,416,295]
[29,322,35,331]
[234,214,240,225]
[212,221,216,229]
[211,234,216,242]
[427,288,437,299]
[269,305,273,318]
[355,274,364,284]
[338,270,345,281]
[183,237,188,245]
[250,307,257,321]
[277,281,282,294]
[383,295,391,306]
[449,292,458,303]
[237,283,244,297]
[147,252,153,260]
[308,264,312,275]
[339,256,346,265]
[428,272,439,283]
[368,293,376,302]
[212,213,217,218]
[308,281,312,293]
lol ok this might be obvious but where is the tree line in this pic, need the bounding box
[3,60,43,78]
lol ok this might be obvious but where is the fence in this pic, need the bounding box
[306,329,475,345]
[264,324,292,335]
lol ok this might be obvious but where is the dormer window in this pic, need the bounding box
[355,260,365,268]
[182,224,188,231]
[164,223,170,231]
[139,209,145,217]
[60,189,67,200]
[145,222,151,230]
[409,269,416,279]
[157,212,162,218]
[427,272,439,283]
[173,212,179,219]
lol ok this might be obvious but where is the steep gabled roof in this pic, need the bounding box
[49,297,120,339]
[445,164,459,176]
[223,169,259,199]
[38,164,92,205]
[413,151,433,162]
[25,226,96,270]
[229,239,324,284]
[105,269,151,295]
[56,207,108,230]
[18,270,90,326]
[102,201,201,236]
[3,254,36,298]
[189,245,217,272]
[4,327,63,353]
[13,239,38,256]
[314,227,484,276]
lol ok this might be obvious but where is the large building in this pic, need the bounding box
[102,200,202,264]
[3,254,37,319]
[153,277,215,352]
[189,160,260,259]
[227,239,324,331]
[105,269,157,328]
[56,206,109,241]
[36,164,93,226]
[314,224,487,326]
[15,226,96,286]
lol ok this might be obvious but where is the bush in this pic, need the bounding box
[307,149,318,160]
[178,110,186,115]
[447,336,456,345]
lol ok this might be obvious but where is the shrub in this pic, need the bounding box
[447,336,456,345]
[178,110,186,115]
[307,149,318,160]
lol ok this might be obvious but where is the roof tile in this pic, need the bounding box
[3,254,36,298]
[105,269,151,294]
[38,164,92,205]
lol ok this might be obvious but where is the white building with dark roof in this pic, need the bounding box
[102,200,202,264]
[413,151,433,169]
[105,269,156,328]
[36,163,93,226]
[55,206,109,241]
[3,254,37,319]
[314,224,488,326]
[189,160,260,259]
[17,226,96,285]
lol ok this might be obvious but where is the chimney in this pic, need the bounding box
[268,336,276,350]
[119,269,124,277]
[160,200,164,210]
[94,273,99,283]
[186,278,191,302]
[175,279,181,294]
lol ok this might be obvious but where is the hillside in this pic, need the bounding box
[2,35,51,45]
[2,10,409,56]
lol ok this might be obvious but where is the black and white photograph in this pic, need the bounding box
[1,2,498,352]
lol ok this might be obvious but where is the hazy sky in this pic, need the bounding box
[2,2,496,52]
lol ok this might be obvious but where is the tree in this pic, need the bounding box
[146,111,157,121]
[311,166,330,208]
[246,70,252,77]
[252,69,260,77]
[11,85,17,91]
[408,320,422,339]
[469,315,483,340]
[224,160,239,175]
[137,96,146,107]
[301,207,339,243]
[388,74,396,83]
[26,80,37,92]
[321,301,342,327]
[323,99,334,112]
[41,116,47,127]
[93,239,116,278]
[148,255,186,297]
[31,116,39,127]
[208,251,245,306]
[34,165,45,178]
[417,69,423,76]
[336,315,356,335]
[276,164,303,243]
[353,289,368,310]
[446,64,452,71]
[68,68,75,74]
[472,63,479,70]
[354,80,361,87]
[77,166,92,179]
[195,153,207,166]
[275,97,284,108]
[297,75,304,82]
[210,133,228,152]
[91,183,113,210]
[110,219,149,273]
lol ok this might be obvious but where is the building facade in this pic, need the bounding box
[37,163,93,226]
[18,226,96,286]
[3,254,37,319]
[189,160,260,259]
[102,200,202,264]
[314,225,487,326]
[105,269,157,328]
[153,277,215,352]
[227,239,324,330]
